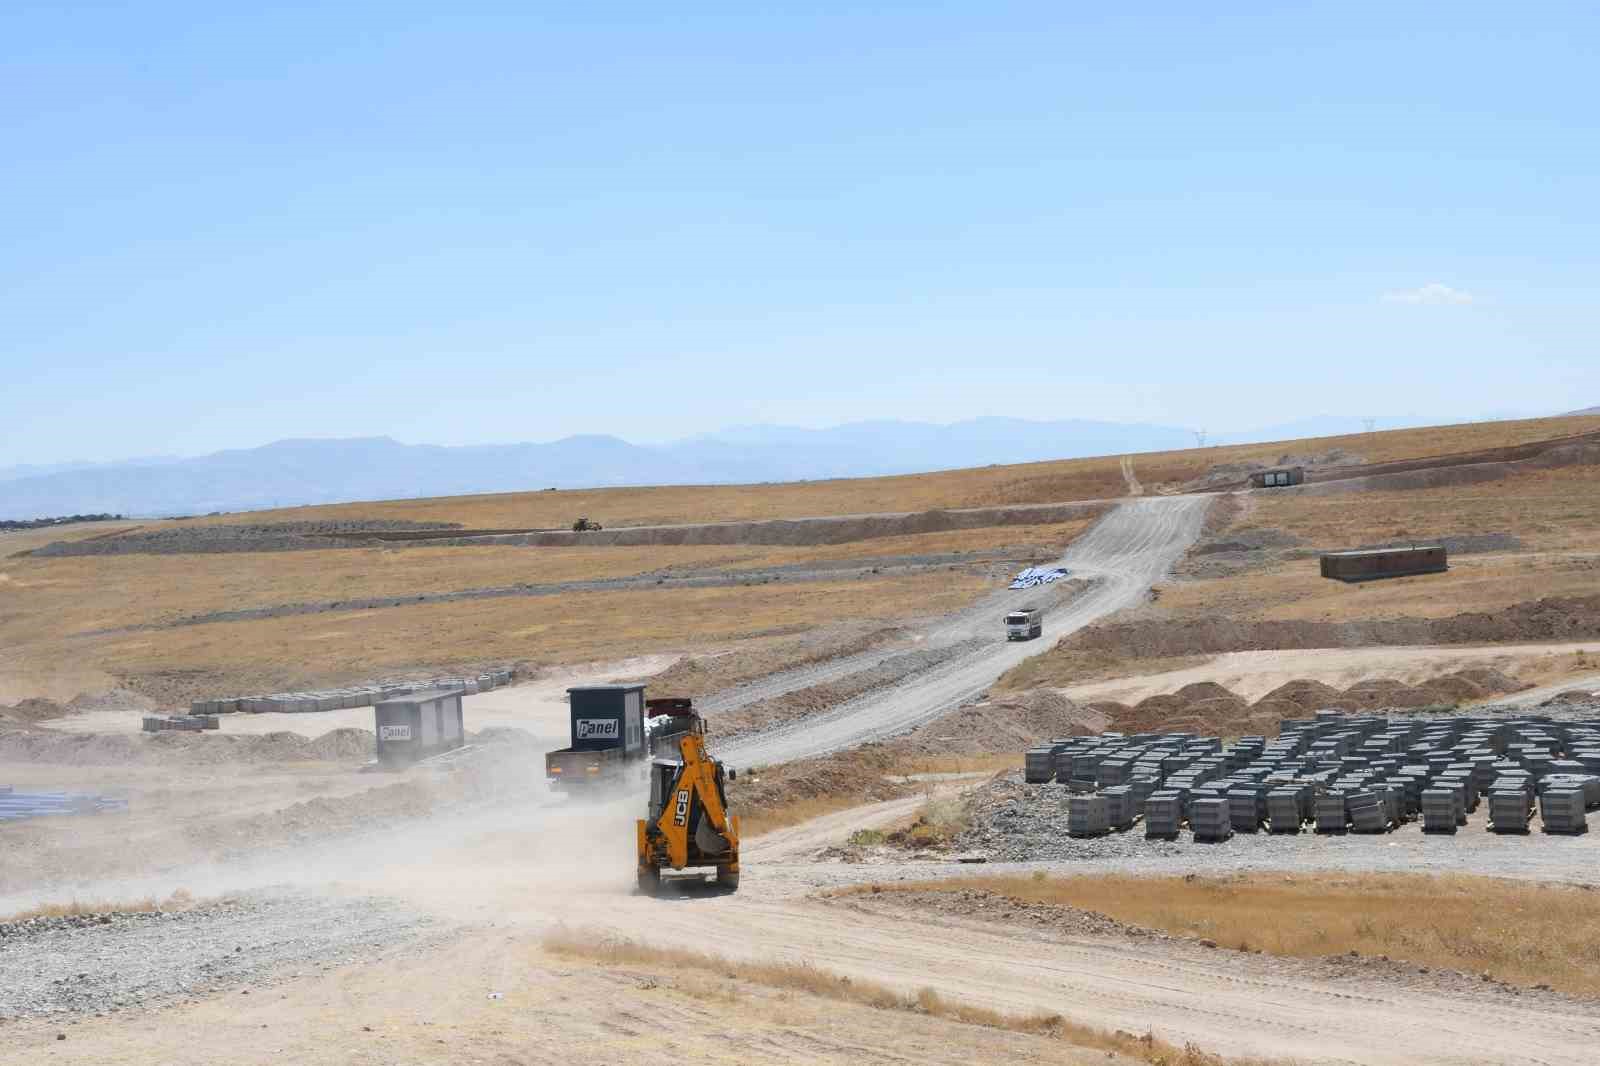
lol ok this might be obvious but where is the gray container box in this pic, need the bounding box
[374,688,465,768]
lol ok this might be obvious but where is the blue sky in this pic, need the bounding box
[2,3,1596,464]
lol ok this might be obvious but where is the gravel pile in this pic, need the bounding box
[0,893,444,1020]
[960,777,1186,862]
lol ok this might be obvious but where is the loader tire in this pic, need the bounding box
[636,867,661,896]
[716,865,739,891]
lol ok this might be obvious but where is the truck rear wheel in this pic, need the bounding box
[636,866,661,896]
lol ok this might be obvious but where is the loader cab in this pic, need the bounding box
[647,758,679,822]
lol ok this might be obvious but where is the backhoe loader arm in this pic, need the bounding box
[647,733,735,867]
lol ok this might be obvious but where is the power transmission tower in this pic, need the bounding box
[1362,417,1377,433]
[1192,429,1208,448]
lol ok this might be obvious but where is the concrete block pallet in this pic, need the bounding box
[1540,788,1587,835]
[1190,796,1233,842]
[1490,790,1533,834]
[1020,710,1600,849]
[1067,793,1110,838]
[1144,793,1182,840]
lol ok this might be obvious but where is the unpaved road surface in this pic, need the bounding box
[724,496,1210,766]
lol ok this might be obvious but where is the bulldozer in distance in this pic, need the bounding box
[571,517,603,532]
[636,702,740,894]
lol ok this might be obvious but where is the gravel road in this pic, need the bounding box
[724,496,1210,767]
[0,893,445,1020]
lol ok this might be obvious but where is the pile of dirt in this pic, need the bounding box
[0,698,67,727]
[64,689,157,715]
[1078,669,1530,737]
[1066,596,1600,659]
[728,745,913,818]
[891,689,1111,756]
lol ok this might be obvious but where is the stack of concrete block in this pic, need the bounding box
[1544,773,1600,810]
[1347,789,1391,833]
[1102,786,1135,831]
[1539,788,1587,835]
[1267,788,1304,833]
[1067,794,1110,838]
[1025,744,1063,783]
[1489,789,1532,833]
[142,715,217,733]
[1144,792,1182,840]
[1421,788,1459,833]
[1315,790,1349,834]
[1190,796,1232,842]
[1227,785,1265,833]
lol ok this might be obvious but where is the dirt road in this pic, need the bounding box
[723,496,1210,766]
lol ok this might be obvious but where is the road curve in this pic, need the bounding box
[723,495,1210,767]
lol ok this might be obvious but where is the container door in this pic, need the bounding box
[624,689,643,754]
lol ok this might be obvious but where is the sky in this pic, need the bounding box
[2,3,1596,464]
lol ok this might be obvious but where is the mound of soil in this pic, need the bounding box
[1257,679,1348,710]
[0,698,66,726]
[65,689,157,715]
[1067,596,1600,659]
[1065,669,1529,737]
[901,689,1109,754]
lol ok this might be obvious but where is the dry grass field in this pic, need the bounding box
[864,873,1600,998]
[7,414,1600,706]
[170,413,1600,531]
[1163,461,1600,624]
[1,570,992,706]
[0,519,1091,704]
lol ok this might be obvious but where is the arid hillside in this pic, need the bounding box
[5,413,1599,708]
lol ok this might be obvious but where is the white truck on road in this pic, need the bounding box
[1004,605,1043,641]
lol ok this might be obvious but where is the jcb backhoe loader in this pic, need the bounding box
[636,708,739,894]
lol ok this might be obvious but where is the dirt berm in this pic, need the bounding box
[430,501,1110,549]
[1066,595,1600,659]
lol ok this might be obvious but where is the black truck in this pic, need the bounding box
[545,684,646,788]
[545,685,702,789]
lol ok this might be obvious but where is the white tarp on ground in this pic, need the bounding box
[1009,566,1070,590]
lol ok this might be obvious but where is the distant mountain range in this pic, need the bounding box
[0,414,1465,519]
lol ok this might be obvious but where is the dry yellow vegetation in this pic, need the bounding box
[867,873,1600,998]
[9,414,1599,704]
[542,929,1277,1066]
[3,570,991,704]
[1161,462,1600,624]
[0,520,1092,703]
[172,413,1600,531]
